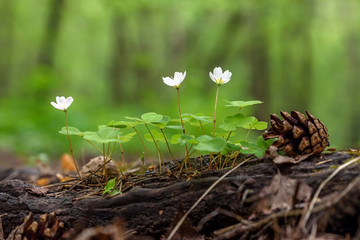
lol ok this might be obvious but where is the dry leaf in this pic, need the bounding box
[25,185,48,196]
[35,177,51,186]
[273,154,312,164]
[56,173,73,183]
[74,220,125,240]
[164,203,204,240]
[268,146,313,164]
[80,156,120,178]
[61,153,76,172]
[258,174,312,212]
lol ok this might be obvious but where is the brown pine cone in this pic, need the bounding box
[6,212,64,240]
[263,110,329,156]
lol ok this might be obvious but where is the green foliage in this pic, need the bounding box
[242,119,268,130]
[60,125,128,144]
[220,113,256,131]
[141,112,163,123]
[151,115,170,129]
[57,94,270,170]
[240,136,276,158]
[193,135,227,152]
[145,129,165,143]
[108,120,140,128]
[181,113,212,127]
[170,134,194,145]
[224,100,263,109]
[103,178,121,196]
[119,132,137,142]
[224,142,242,153]
[83,127,122,144]
[0,0,359,159]
[59,126,84,136]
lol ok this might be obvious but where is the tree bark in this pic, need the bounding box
[0,152,359,239]
[38,0,65,66]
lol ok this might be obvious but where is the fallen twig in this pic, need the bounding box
[166,156,253,240]
[300,156,360,231]
[215,167,360,239]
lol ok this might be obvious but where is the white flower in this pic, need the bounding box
[209,67,232,86]
[162,71,186,89]
[51,96,74,111]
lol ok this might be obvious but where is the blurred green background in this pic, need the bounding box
[0,0,360,164]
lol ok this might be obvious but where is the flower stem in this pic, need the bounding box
[226,131,233,141]
[177,88,190,167]
[133,126,154,166]
[117,136,125,166]
[64,111,83,183]
[199,121,205,134]
[103,143,108,181]
[86,140,102,153]
[177,88,186,135]
[160,128,178,166]
[245,127,252,141]
[213,85,220,137]
[144,124,167,173]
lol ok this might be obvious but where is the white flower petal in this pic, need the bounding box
[175,72,185,84]
[209,72,216,82]
[163,71,186,88]
[222,70,232,83]
[214,67,223,79]
[51,96,73,111]
[174,72,182,80]
[66,97,74,109]
[51,102,60,110]
[163,77,175,87]
[59,97,66,107]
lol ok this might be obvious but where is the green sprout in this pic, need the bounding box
[103,177,122,196]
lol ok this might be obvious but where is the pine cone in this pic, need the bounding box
[263,110,329,155]
[6,212,64,240]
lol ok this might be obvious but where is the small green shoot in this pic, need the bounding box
[103,177,121,196]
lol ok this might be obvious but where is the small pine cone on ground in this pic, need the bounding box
[6,212,64,240]
[263,110,329,156]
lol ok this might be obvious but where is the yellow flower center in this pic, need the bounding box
[216,78,224,85]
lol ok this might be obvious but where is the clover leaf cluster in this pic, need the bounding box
[52,67,275,176]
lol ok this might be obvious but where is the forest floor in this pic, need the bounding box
[0,151,360,239]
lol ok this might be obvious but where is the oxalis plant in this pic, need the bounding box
[52,66,275,191]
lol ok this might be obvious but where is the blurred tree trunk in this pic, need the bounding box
[346,35,360,145]
[110,16,126,103]
[246,11,269,121]
[281,0,313,112]
[38,0,65,66]
[0,1,13,98]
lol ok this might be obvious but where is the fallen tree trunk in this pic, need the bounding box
[0,152,360,239]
